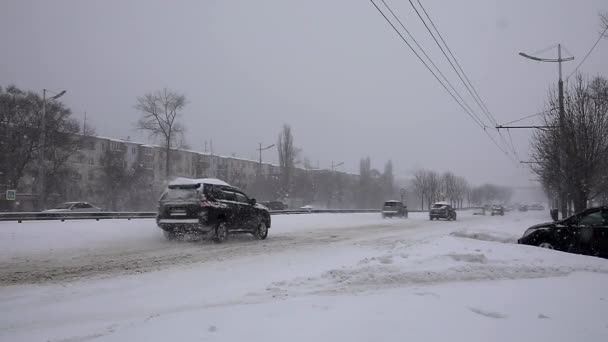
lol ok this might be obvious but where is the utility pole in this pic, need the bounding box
[518,44,574,219]
[331,161,344,172]
[257,143,275,175]
[37,89,66,210]
[327,161,344,209]
[83,111,87,135]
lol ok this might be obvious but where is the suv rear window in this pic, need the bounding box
[432,204,447,209]
[384,202,397,207]
[161,188,198,201]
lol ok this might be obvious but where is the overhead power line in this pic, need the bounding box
[500,110,551,126]
[377,0,486,128]
[531,44,559,56]
[369,0,485,129]
[566,25,608,81]
[409,0,520,161]
[369,0,517,163]
[411,0,499,127]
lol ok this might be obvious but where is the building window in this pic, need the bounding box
[110,141,123,151]
[132,147,137,154]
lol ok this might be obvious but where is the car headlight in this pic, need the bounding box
[522,228,536,238]
[523,227,548,238]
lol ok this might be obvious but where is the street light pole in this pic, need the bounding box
[37,89,66,210]
[519,44,573,219]
[327,161,344,209]
[257,143,275,174]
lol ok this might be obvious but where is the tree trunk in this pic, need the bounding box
[165,142,170,180]
[573,190,588,213]
[421,194,424,211]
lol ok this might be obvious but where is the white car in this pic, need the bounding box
[44,202,103,212]
[300,205,314,212]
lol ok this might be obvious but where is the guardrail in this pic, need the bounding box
[0,211,157,223]
[0,209,385,223]
[0,208,447,223]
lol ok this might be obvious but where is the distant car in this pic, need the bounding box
[156,178,271,242]
[518,207,608,258]
[300,205,314,213]
[44,202,102,212]
[382,200,408,219]
[519,205,529,212]
[529,204,545,211]
[491,205,505,216]
[429,202,457,221]
[260,201,288,211]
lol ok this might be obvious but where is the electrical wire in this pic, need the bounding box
[370,0,517,163]
[369,0,486,129]
[412,0,519,160]
[566,25,608,81]
[411,0,499,127]
[530,44,558,57]
[378,0,487,128]
[501,110,551,126]
[562,45,576,59]
[506,129,521,161]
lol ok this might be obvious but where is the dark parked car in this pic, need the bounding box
[260,201,288,211]
[429,202,457,221]
[382,200,408,218]
[518,207,608,258]
[491,205,505,216]
[519,205,529,212]
[156,178,271,242]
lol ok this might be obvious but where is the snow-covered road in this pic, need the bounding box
[2,211,608,342]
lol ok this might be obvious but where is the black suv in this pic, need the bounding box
[156,178,271,242]
[382,200,408,218]
[430,202,457,220]
[518,207,608,258]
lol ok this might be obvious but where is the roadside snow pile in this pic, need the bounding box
[450,229,517,244]
[265,234,608,296]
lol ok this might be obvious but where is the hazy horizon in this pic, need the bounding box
[2,0,606,188]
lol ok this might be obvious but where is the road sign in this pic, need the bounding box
[6,190,16,201]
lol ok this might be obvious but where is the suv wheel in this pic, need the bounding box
[539,242,554,250]
[255,222,269,240]
[163,230,178,241]
[213,221,228,243]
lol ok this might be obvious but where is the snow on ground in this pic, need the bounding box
[1,211,608,342]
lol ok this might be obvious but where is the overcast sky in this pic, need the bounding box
[1,0,606,187]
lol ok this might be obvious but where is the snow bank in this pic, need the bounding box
[450,229,518,243]
[3,211,608,342]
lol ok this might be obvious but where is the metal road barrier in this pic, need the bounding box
[0,208,441,223]
[0,209,385,223]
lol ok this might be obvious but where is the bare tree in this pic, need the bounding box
[531,75,608,213]
[601,12,608,37]
[277,124,297,197]
[412,169,429,210]
[441,172,458,207]
[135,88,186,180]
[426,171,442,207]
[383,160,394,198]
[359,157,372,208]
[452,176,469,209]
